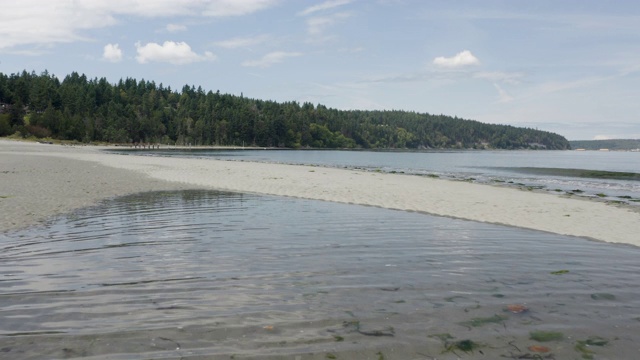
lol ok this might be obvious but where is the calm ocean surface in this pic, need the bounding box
[1,190,639,359]
[118,149,640,204]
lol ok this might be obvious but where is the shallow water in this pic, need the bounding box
[114,148,640,204]
[1,191,639,359]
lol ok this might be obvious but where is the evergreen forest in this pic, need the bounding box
[569,139,640,151]
[0,70,570,150]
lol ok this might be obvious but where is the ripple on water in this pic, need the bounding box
[1,190,639,359]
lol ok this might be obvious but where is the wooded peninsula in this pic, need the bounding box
[0,70,570,150]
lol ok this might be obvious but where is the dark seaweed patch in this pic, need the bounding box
[500,167,640,181]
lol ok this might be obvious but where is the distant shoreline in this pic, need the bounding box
[2,139,640,246]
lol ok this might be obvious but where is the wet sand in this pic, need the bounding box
[1,139,639,246]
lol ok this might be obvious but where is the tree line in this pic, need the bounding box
[570,139,640,151]
[0,70,570,149]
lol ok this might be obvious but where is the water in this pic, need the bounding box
[114,149,640,203]
[1,190,639,359]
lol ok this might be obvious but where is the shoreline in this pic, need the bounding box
[2,139,640,246]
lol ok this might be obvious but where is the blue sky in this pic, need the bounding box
[1,0,639,140]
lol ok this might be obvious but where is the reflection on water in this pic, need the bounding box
[1,191,639,359]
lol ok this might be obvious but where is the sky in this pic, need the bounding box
[1,0,639,140]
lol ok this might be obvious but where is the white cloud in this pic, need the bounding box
[214,35,270,49]
[0,0,280,51]
[0,1,114,50]
[493,83,514,103]
[307,12,351,35]
[298,0,352,16]
[202,0,279,17]
[433,50,480,68]
[242,51,302,68]
[135,41,216,65]
[474,71,523,85]
[103,43,123,62]
[166,24,187,32]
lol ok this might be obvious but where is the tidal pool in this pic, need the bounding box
[1,190,638,359]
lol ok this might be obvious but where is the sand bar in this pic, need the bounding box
[2,139,639,246]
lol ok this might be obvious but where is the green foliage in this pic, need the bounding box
[0,114,12,136]
[0,70,571,149]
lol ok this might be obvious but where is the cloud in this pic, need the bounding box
[103,43,123,62]
[135,41,216,65]
[214,35,270,49]
[166,24,187,32]
[241,51,302,68]
[433,50,480,68]
[298,0,352,16]
[0,1,114,50]
[202,0,279,17]
[307,12,351,35]
[493,83,514,103]
[0,0,280,51]
[474,71,523,85]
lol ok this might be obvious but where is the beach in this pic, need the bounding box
[2,139,639,246]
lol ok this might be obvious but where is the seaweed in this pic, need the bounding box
[505,167,640,181]
[444,339,482,355]
[431,333,483,356]
[529,330,563,342]
[450,339,478,352]
[590,293,615,300]
[550,270,569,275]
[358,327,395,337]
[574,336,609,360]
[583,336,608,346]
[574,340,598,359]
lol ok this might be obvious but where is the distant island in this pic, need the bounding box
[570,139,640,151]
[1,70,570,150]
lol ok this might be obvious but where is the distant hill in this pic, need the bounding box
[570,139,640,151]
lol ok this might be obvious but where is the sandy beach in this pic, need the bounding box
[2,139,639,246]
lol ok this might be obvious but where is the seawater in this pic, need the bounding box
[1,190,639,359]
[114,149,640,203]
